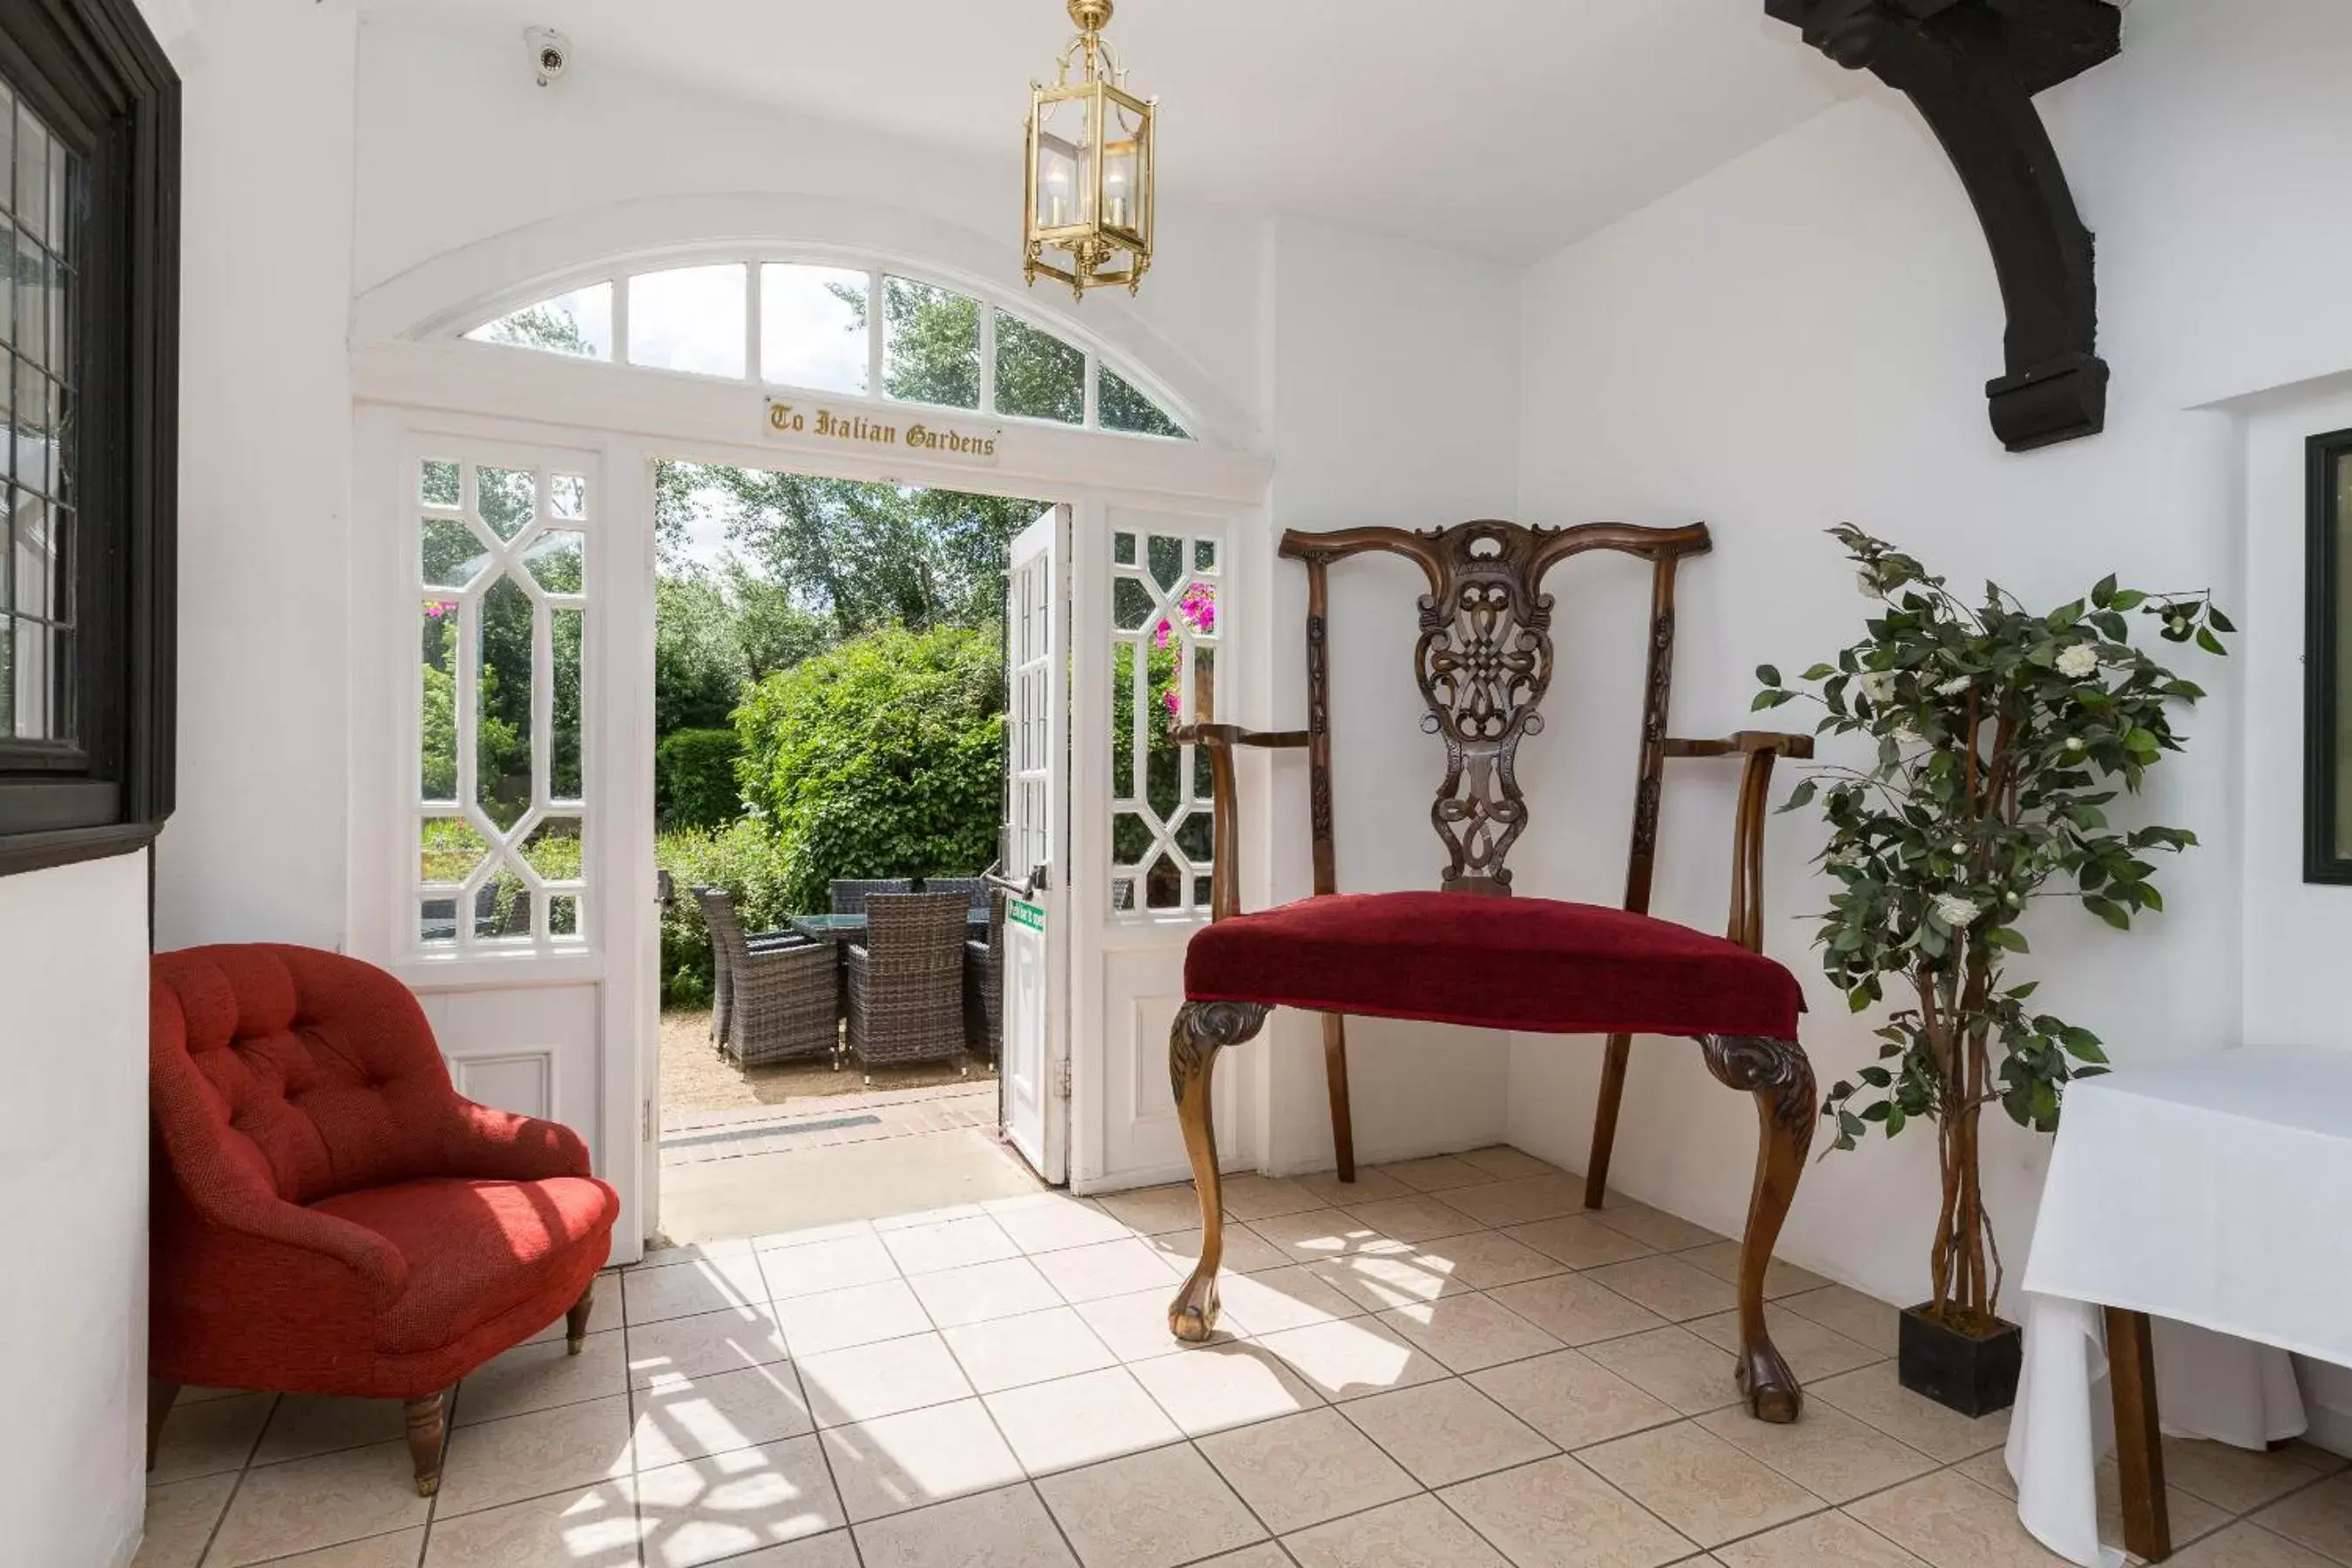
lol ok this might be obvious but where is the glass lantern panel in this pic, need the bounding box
[1104,100,1146,233]
[1033,92,1096,230]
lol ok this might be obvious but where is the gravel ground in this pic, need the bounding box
[660,1006,994,1114]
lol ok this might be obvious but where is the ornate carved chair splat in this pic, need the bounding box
[1164,519,1819,1423]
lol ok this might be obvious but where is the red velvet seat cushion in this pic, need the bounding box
[1186,891,1803,1040]
[311,1176,621,1355]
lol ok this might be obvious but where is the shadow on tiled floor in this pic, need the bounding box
[139,1147,2352,1568]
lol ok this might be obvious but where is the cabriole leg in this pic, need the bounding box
[566,1279,597,1354]
[1699,1033,1817,1423]
[1167,1000,1273,1344]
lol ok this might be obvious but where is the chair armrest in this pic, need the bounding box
[1661,730,1815,951]
[1170,724,1311,922]
[433,1098,595,1183]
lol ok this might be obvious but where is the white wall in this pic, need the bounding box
[153,0,359,951]
[0,853,152,1567]
[1505,0,2352,1310]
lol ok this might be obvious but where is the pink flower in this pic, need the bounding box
[1181,585,1216,633]
[1162,689,1180,716]
[1152,618,1172,650]
[425,600,455,619]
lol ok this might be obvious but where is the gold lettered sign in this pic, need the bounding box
[764,398,1002,467]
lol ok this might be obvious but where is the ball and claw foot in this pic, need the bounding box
[1167,1269,1221,1344]
[1738,1342,1804,1423]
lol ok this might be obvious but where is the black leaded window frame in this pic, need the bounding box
[0,0,177,877]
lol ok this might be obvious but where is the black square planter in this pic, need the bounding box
[1898,1303,2022,1417]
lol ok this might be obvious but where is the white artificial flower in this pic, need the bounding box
[2056,643,2099,679]
[1860,671,1897,703]
[1936,674,1972,696]
[1893,726,1924,747]
[1933,894,1982,927]
[1949,841,1968,856]
[2065,736,2087,753]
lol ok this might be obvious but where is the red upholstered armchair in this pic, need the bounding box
[146,944,619,1496]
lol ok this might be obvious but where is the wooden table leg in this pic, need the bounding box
[2106,1306,2172,1563]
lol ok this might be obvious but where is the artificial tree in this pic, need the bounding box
[1755,526,2231,1385]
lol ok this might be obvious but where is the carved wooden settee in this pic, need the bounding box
[1163,519,1819,1423]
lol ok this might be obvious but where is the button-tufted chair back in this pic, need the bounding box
[152,944,468,1206]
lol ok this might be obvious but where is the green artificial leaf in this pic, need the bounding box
[2196,625,2227,657]
[2208,606,2236,634]
[2092,573,2118,608]
[1756,664,1783,688]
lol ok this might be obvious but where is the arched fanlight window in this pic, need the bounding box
[463,260,1191,441]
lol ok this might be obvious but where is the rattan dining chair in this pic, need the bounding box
[696,888,839,1067]
[964,888,1005,1060]
[921,876,990,911]
[829,878,914,916]
[845,892,970,1081]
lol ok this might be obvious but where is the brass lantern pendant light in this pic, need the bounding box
[1024,0,1155,301]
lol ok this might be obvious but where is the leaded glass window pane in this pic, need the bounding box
[1,85,75,742]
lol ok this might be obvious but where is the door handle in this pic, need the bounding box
[656,868,675,909]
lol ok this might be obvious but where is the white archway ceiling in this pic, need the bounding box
[358,0,1860,263]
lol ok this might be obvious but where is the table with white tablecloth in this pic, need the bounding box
[2006,1046,2352,1565]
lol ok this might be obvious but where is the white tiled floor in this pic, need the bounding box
[139,1148,2352,1568]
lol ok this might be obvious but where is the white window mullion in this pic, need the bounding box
[744,258,762,385]
[1084,350,1100,430]
[980,306,998,416]
[612,274,632,367]
[868,268,886,395]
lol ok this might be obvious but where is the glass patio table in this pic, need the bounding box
[786,910,990,943]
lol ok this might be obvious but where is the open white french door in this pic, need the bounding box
[999,504,1071,1184]
[351,412,656,1262]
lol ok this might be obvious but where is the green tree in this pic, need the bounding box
[655,573,750,734]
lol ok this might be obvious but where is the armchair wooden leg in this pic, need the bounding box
[1167,1001,1273,1344]
[146,1377,179,1471]
[1585,1031,1634,1209]
[405,1390,449,1497]
[2107,1307,2173,1562]
[567,1280,597,1355]
[1699,1033,1816,1423]
[1321,1012,1356,1183]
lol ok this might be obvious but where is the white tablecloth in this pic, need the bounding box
[2006,1046,2352,1565]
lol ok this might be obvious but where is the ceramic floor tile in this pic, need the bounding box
[794,1333,972,1429]
[1342,1376,1556,1489]
[1377,1291,1565,1374]
[1031,1237,1186,1303]
[435,1393,634,1518]
[2163,1437,2337,1516]
[757,1232,902,1301]
[987,1193,1134,1254]
[132,1472,238,1568]
[818,1398,1024,1522]
[1194,1547,1298,1568]
[1073,1284,1249,1362]
[1581,1327,1743,1416]
[1674,1242,1830,1301]
[942,1306,1119,1394]
[870,1204,988,1232]
[984,1366,1184,1474]
[209,1441,434,1566]
[754,1220,882,1253]
[1294,1168,1415,1206]
[1439,1176,1589,1228]
[2253,1471,2352,1564]
[850,1483,1079,1568]
[1779,1285,1902,1357]
[1207,1265,1364,1335]
[1035,1442,1267,1568]
[626,1305,792,1390]
[1713,1511,1927,1567]
[1486,1272,1670,1348]
[1409,1229,1571,1291]
[902,1255,1063,1328]
[635,1436,846,1568]
[1218,1174,1328,1219]
[419,1477,643,1568]
[249,1396,416,1468]
[1338,1194,1484,1244]
[639,1237,758,1270]
[771,1280,934,1356]
[239,1527,429,1566]
[1196,1407,1419,1534]
[624,1255,771,1326]
[878,1215,1024,1276]
[1501,1215,1659,1271]
[1146,1223,1292,1276]
[1459,1146,1568,1182]
[1438,1452,1695,1568]
[1581,1257,1740,1324]
[1845,1470,2072,1568]
[1249,1208,1409,1265]
[1254,1314,1452,1402]
[1284,1493,1512,1568]
[1695,1402,1937,1504]
[2167,1522,2344,1567]
[1578,1420,1822,1548]
[629,1362,816,1470]
[1308,1250,1477,1314]
[1950,1447,2232,1551]
[1095,1184,1214,1236]
[1374,1156,1496,1193]
[458,1331,629,1426]
[1685,1306,1884,1385]
[1808,1362,2011,1463]
[1586,1201,1727,1254]
[1467,1347,1681,1451]
[1126,1338,1326,1436]
[151,1390,274,1484]
[684,1533,858,1568]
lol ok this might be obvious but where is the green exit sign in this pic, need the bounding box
[1009,899,1045,933]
